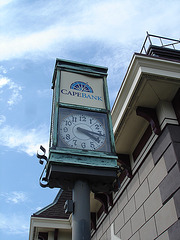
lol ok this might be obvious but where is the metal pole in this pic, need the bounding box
[72,180,91,240]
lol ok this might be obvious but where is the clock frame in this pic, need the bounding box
[43,59,118,191]
[58,108,111,152]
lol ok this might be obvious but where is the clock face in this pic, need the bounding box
[58,108,111,152]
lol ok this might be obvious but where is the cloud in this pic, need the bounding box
[37,89,51,98]
[0,124,49,156]
[7,81,22,106]
[0,0,179,61]
[0,2,132,60]
[0,115,6,125]
[0,191,27,204]
[0,191,29,235]
[0,66,7,74]
[0,76,22,107]
[0,27,60,60]
[0,0,13,8]
[36,206,43,212]
[0,76,9,88]
[0,213,29,235]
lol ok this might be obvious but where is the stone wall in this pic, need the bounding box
[91,124,180,240]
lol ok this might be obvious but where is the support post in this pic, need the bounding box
[72,180,91,240]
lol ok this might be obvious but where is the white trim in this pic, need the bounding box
[29,217,71,240]
[112,54,180,135]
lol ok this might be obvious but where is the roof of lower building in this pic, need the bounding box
[32,189,72,219]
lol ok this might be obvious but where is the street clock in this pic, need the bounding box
[41,59,118,192]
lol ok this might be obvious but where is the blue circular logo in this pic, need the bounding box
[70,81,93,93]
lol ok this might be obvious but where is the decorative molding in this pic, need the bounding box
[30,216,71,229]
[172,88,180,125]
[94,193,109,213]
[91,212,96,230]
[136,106,161,135]
[147,45,180,61]
[106,192,113,206]
[133,125,152,161]
[117,154,132,179]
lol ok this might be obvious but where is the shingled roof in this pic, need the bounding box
[32,189,72,219]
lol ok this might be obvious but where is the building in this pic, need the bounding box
[29,190,72,240]
[29,33,180,240]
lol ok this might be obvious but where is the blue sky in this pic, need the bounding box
[0,0,180,239]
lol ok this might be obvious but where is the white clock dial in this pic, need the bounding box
[59,113,106,151]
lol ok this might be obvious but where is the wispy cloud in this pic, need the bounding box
[7,80,22,106]
[0,191,29,235]
[0,124,49,156]
[0,76,9,88]
[0,76,22,107]
[0,0,179,61]
[0,212,29,235]
[35,206,43,212]
[0,115,6,125]
[37,89,51,98]
[0,0,13,8]
[0,66,7,74]
[0,191,27,204]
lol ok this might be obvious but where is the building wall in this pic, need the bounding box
[38,229,71,240]
[29,46,180,240]
[91,124,180,240]
[58,229,72,240]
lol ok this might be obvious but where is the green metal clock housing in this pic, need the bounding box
[42,59,118,192]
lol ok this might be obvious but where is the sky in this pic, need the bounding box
[0,0,180,239]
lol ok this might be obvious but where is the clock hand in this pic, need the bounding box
[77,127,102,142]
[77,127,98,141]
[77,127,105,137]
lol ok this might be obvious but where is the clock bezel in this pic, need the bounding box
[58,107,111,153]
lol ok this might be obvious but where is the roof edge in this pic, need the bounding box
[33,189,63,216]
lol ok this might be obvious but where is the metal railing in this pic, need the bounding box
[140,32,180,54]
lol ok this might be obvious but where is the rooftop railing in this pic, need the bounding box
[140,32,180,54]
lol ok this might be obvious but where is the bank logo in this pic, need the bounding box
[61,81,102,102]
[70,81,93,93]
